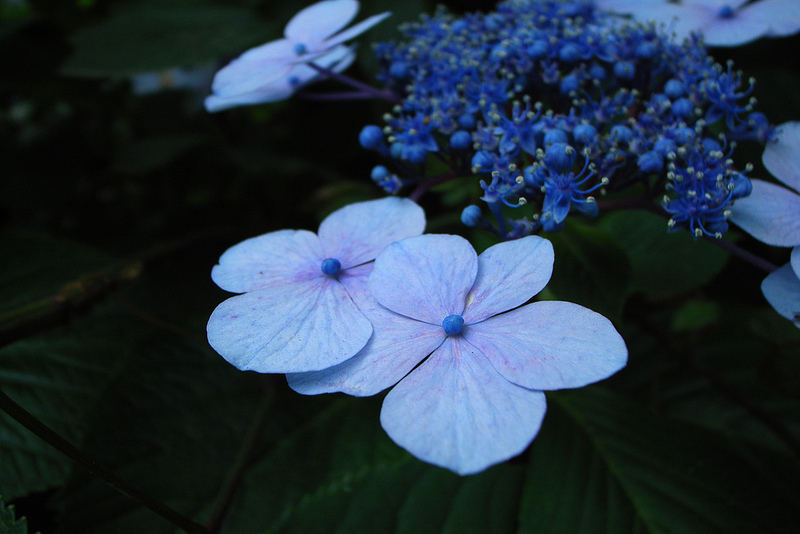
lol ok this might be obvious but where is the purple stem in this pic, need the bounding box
[306,62,401,104]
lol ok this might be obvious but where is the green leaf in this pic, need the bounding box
[597,210,729,295]
[0,310,135,499]
[0,231,112,317]
[547,219,632,319]
[0,496,28,534]
[62,5,274,77]
[528,387,800,534]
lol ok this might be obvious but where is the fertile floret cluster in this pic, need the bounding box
[359,0,772,239]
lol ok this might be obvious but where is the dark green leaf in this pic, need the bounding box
[597,210,729,295]
[62,5,275,77]
[547,219,632,319]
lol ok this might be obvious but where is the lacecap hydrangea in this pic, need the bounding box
[359,0,773,240]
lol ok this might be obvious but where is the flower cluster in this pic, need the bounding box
[359,0,772,238]
[208,198,627,474]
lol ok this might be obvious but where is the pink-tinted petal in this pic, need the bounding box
[211,229,324,293]
[747,0,800,37]
[211,40,294,96]
[762,121,800,193]
[729,179,800,247]
[207,276,372,373]
[284,0,359,45]
[761,263,800,329]
[318,197,425,269]
[380,336,547,475]
[462,236,554,324]
[323,11,392,48]
[368,235,477,325]
[288,308,444,396]
[465,301,627,391]
[337,262,375,309]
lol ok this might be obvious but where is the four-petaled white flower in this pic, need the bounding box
[596,0,800,46]
[289,234,627,475]
[207,197,424,373]
[205,0,390,112]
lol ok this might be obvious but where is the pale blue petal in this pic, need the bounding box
[462,236,554,324]
[324,12,392,48]
[284,0,358,45]
[749,0,800,37]
[337,262,375,309]
[792,246,800,278]
[761,263,800,329]
[702,8,772,46]
[288,308,444,396]
[368,234,477,325]
[207,276,372,373]
[465,301,627,390]
[729,179,800,247]
[380,336,547,475]
[211,40,294,96]
[318,197,425,269]
[763,121,800,194]
[211,229,323,293]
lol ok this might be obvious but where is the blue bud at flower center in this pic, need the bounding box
[442,314,465,336]
[294,43,308,55]
[717,5,735,19]
[321,258,341,276]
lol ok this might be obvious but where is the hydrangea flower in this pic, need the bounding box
[204,0,390,111]
[729,121,800,327]
[761,248,800,329]
[729,121,800,247]
[289,234,628,475]
[207,197,424,373]
[596,0,800,46]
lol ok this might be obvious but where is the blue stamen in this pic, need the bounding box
[321,258,341,276]
[442,314,465,336]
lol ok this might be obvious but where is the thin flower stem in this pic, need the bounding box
[598,200,779,273]
[297,90,386,101]
[204,377,275,534]
[0,388,209,534]
[409,171,457,202]
[306,62,401,103]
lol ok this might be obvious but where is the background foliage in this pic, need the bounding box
[2,0,800,532]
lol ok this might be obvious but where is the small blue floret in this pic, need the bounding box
[321,258,342,276]
[442,314,465,336]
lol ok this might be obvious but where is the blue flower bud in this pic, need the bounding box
[589,64,606,81]
[654,138,678,156]
[729,173,752,199]
[472,150,494,171]
[442,314,465,336]
[559,43,582,63]
[638,150,664,173]
[635,42,657,59]
[457,113,476,130]
[359,125,385,150]
[573,123,598,145]
[450,130,472,150]
[461,205,482,227]
[371,165,389,181]
[390,142,404,159]
[664,79,686,99]
[560,74,580,94]
[673,126,696,145]
[672,97,695,119]
[613,61,635,80]
[610,125,634,144]
[544,129,569,146]
[544,143,577,173]
[321,258,341,276]
[389,61,410,79]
